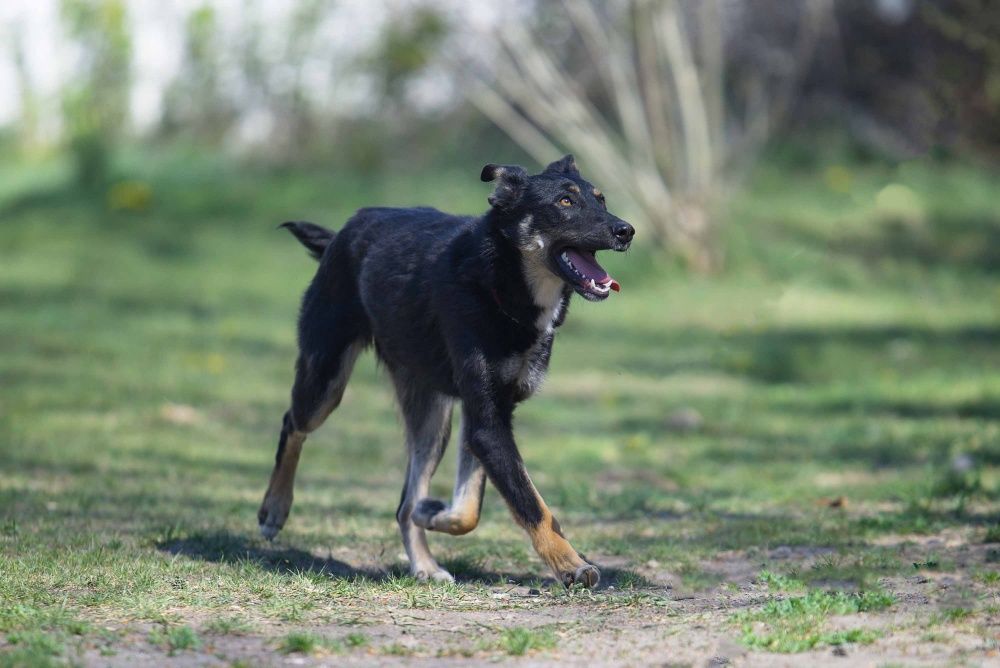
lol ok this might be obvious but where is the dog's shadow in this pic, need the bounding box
[157,530,562,588]
[158,530,376,579]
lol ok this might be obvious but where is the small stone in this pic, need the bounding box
[666,407,704,432]
[832,645,848,657]
[950,453,975,473]
[771,546,793,559]
[160,402,202,426]
[527,588,541,596]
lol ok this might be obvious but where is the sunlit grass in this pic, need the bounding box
[1,152,998,661]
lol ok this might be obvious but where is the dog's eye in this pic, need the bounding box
[558,197,573,207]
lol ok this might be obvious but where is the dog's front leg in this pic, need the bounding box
[460,396,599,588]
[412,417,487,536]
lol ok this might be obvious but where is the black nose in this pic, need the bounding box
[612,221,635,244]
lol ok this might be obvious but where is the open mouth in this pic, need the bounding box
[553,247,621,301]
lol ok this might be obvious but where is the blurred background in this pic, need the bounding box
[1,0,998,264]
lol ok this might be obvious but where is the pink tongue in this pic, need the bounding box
[564,248,621,291]
[565,248,608,281]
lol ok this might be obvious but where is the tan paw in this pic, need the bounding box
[561,563,600,588]
[411,498,446,529]
[412,498,478,535]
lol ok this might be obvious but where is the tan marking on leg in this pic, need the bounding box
[525,505,584,574]
[518,480,599,587]
[414,419,487,536]
[258,430,305,539]
[259,340,362,540]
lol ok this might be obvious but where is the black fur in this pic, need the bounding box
[279,220,336,259]
[266,155,634,582]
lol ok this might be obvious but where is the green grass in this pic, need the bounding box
[978,570,1000,586]
[1,147,999,661]
[279,631,326,654]
[278,630,360,655]
[757,570,807,592]
[498,627,558,656]
[148,625,202,655]
[2,632,66,667]
[735,588,894,653]
[204,615,255,636]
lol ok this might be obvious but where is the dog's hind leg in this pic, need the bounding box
[412,417,486,536]
[393,378,455,581]
[258,333,364,541]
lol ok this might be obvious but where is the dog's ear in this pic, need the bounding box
[544,154,580,176]
[481,163,528,209]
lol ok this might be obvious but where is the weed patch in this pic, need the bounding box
[148,625,202,655]
[735,589,894,653]
[499,627,558,656]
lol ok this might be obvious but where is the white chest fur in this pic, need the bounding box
[499,220,566,395]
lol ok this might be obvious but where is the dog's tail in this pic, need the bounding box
[280,221,336,260]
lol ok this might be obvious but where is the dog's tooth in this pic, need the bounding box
[589,279,596,290]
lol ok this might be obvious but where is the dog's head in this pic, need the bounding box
[481,155,634,302]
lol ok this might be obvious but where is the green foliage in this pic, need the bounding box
[370,7,448,101]
[203,616,254,636]
[940,607,974,622]
[148,625,202,654]
[912,558,941,571]
[278,631,346,655]
[344,632,368,648]
[615,569,651,590]
[499,627,558,656]
[160,5,232,141]
[736,589,893,653]
[381,642,415,656]
[758,570,806,592]
[59,0,131,190]
[807,552,903,589]
[280,631,322,654]
[3,631,65,663]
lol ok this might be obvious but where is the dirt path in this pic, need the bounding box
[67,532,999,667]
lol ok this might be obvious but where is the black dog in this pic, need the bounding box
[258,155,634,587]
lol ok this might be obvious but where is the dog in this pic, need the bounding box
[257,155,634,587]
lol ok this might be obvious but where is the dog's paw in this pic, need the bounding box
[411,498,447,529]
[412,566,455,583]
[561,564,600,589]
[412,497,479,535]
[257,497,291,541]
